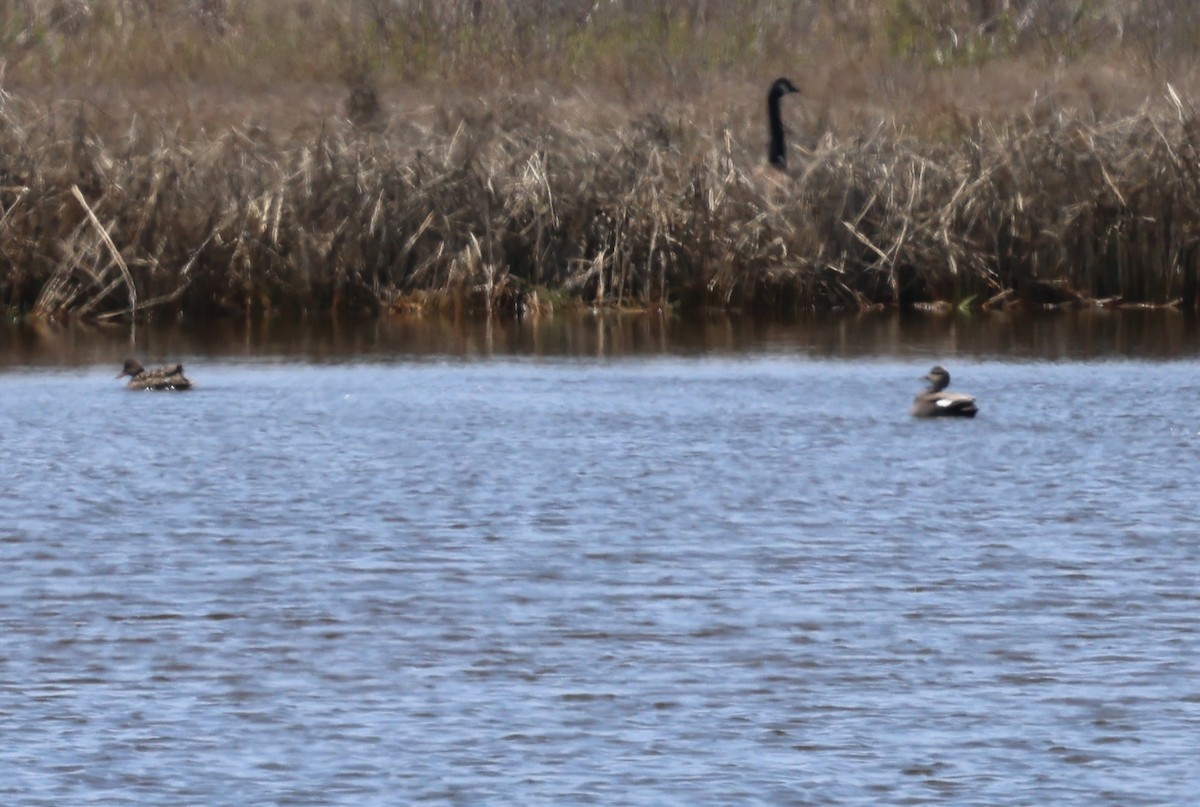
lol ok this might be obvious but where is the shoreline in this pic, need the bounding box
[4,306,1199,370]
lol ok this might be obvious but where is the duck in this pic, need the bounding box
[911,365,977,418]
[767,77,800,170]
[116,359,192,391]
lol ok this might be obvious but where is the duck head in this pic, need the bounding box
[923,365,951,392]
[116,359,145,379]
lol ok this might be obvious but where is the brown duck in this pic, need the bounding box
[117,359,192,391]
[911,365,977,418]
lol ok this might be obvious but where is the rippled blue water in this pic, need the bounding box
[3,353,1200,805]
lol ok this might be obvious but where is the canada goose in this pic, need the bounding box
[767,77,800,169]
[116,359,192,391]
[911,365,977,418]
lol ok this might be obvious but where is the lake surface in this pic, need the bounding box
[3,312,1200,805]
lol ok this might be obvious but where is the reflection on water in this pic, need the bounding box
[2,308,1200,367]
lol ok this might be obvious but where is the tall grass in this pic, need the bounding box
[8,1,1200,91]
[3,1,1200,320]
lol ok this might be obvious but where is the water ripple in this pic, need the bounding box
[1,358,1199,804]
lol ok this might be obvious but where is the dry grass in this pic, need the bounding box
[4,1,1200,320]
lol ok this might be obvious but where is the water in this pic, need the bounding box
[3,312,1200,805]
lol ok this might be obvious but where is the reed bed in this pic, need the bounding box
[4,2,1200,319]
[5,88,1200,320]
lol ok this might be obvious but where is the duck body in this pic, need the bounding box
[117,359,192,391]
[911,365,977,418]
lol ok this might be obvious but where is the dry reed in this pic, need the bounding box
[5,87,1200,320]
[4,1,1200,320]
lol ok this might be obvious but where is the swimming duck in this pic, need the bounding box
[911,365,977,418]
[117,359,192,391]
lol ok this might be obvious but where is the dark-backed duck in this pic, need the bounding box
[911,365,977,418]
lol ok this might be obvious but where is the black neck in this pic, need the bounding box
[768,93,787,168]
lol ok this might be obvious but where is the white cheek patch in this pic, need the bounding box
[937,399,953,407]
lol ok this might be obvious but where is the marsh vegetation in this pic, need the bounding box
[4,1,1200,320]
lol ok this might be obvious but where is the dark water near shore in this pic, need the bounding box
[3,312,1200,805]
[5,307,1200,365]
